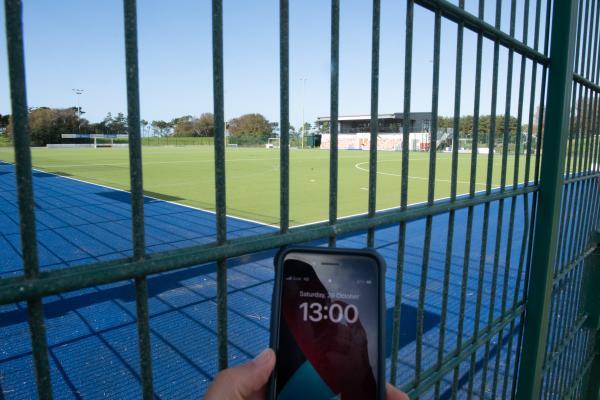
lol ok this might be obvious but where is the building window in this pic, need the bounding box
[423,119,431,132]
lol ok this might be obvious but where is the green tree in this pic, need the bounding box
[0,113,9,130]
[105,112,127,133]
[301,122,311,134]
[437,114,526,149]
[141,119,149,137]
[7,107,87,146]
[151,120,172,137]
[195,113,215,137]
[459,115,474,134]
[227,113,272,145]
[317,120,329,134]
[437,116,453,131]
[171,115,193,136]
[173,113,214,137]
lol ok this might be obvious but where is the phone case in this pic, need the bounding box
[267,246,386,400]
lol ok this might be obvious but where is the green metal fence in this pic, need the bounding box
[1,0,599,399]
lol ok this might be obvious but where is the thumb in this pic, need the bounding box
[205,348,276,399]
[232,348,276,395]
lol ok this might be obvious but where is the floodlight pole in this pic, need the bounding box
[300,77,307,149]
[72,88,84,133]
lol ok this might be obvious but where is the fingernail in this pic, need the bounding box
[253,348,272,365]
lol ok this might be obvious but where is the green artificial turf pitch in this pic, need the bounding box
[0,146,529,226]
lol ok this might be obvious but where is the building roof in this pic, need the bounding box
[316,113,396,122]
[316,112,432,122]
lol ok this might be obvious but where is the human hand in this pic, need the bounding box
[386,383,410,400]
[204,348,276,400]
[204,347,410,400]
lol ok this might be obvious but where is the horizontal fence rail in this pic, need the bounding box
[1,0,599,399]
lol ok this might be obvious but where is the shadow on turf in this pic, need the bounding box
[96,190,185,204]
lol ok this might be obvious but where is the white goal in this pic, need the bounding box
[265,137,280,149]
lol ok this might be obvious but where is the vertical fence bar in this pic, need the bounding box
[279,0,289,234]
[533,0,552,187]
[556,0,584,278]
[591,21,600,180]
[512,0,552,396]
[548,5,584,383]
[565,14,600,393]
[328,0,339,247]
[367,0,380,248]
[594,63,600,190]
[451,2,484,397]
[468,0,502,394]
[566,100,594,373]
[567,0,591,267]
[479,202,504,397]
[486,0,501,193]
[499,0,516,191]
[211,0,228,370]
[582,26,600,248]
[4,1,53,398]
[582,3,600,242]
[550,0,592,393]
[503,194,530,397]
[433,1,462,397]
[524,7,543,187]
[389,0,413,384]
[573,0,598,264]
[414,8,440,394]
[449,0,463,203]
[564,78,584,266]
[123,0,154,396]
[493,0,531,395]
[503,0,538,391]
[481,1,517,396]
[515,1,580,398]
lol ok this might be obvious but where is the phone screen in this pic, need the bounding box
[273,251,381,400]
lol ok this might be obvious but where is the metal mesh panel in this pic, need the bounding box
[1,0,598,399]
[537,0,600,398]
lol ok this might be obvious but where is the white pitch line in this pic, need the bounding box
[354,161,487,187]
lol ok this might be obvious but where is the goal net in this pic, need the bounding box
[266,137,280,149]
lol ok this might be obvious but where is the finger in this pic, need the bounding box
[204,348,276,400]
[232,348,276,396]
[386,383,410,400]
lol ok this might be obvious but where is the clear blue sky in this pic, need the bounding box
[0,0,548,128]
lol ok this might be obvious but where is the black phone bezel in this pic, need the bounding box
[267,246,386,400]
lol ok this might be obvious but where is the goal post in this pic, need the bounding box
[60,133,128,148]
[265,137,280,149]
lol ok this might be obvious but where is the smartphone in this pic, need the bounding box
[268,247,386,400]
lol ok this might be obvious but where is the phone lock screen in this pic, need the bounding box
[271,250,383,400]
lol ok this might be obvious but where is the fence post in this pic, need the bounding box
[515,1,579,399]
[584,230,600,400]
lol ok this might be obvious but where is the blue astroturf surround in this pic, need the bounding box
[0,160,532,399]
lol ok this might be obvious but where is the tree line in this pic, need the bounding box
[2,108,276,146]
[437,114,532,144]
[6,100,596,147]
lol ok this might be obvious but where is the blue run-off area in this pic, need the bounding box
[0,161,530,399]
